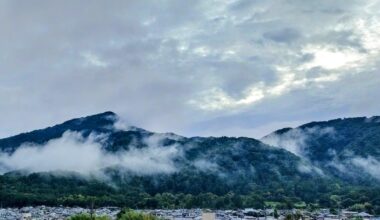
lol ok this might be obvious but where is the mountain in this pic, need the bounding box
[0,111,120,153]
[0,112,380,212]
[0,111,306,183]
[262,116,380,182]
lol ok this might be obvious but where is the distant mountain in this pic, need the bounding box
[1,113,380,211]
[0,111,310,186]
[262,116,380,182]
[0,111,118,153]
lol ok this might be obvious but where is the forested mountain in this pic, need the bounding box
[0,111,307,183]
[262,116,380,182]
[0,112,380,213]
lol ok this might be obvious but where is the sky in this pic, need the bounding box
[1,0,380,139]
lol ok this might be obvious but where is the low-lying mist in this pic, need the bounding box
[261,126,380,180]
[261,126,336,156]
[0,131,181,175]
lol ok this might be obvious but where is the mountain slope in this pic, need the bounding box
[0,112,310,181]
[0,111,118,153]
[262,116,380,182]
[1,112,380,211]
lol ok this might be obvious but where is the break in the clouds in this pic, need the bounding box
[1,0,380,138]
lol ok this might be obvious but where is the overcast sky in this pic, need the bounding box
[1,0,380,139]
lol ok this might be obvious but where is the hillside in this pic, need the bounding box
[0,113,380,212]
[262,116,380,182]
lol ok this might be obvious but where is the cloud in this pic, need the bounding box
[82,52,109,68]
[0,131,181,175]
[300,45,364,70]
[1,0,380,139]
[351,156,380,180]
[326,151,380,181]
[261,126,380,179]
[297,161,324,176]
[263,28,301,43]
[193,159,220,172]
[261,126,336,156]
[189,86,265,111]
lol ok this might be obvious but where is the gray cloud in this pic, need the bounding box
[0,0,380,139]
[263,28,301,43]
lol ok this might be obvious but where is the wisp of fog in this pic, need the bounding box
[0,131,180,175]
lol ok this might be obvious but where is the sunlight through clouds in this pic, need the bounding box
[300,46,364,70]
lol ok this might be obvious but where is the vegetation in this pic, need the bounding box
[274,209,279,219]
[1,171,380,214]
[68,210,158,220]
[267,116,380,183]
[117,209,158,220]
[1,113,380,214]
[69,213,110,220]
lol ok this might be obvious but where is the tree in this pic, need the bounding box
[285,214,292,220]
[274,209,279,219]
[364,202,374,214]
[69,213,110,220]
[117,209,158,220]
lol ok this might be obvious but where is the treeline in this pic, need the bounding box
[1,173,380,214]
[69,209,158,220]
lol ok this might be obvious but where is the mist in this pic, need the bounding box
[261,126,380,180]
[351,156,380,180]
[0,131,181,175]
[261,126,336,157]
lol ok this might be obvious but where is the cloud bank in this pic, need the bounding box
[261,126,336,156]
[0,132,181,175]
[262,126,380,180]
[351,156,380,180]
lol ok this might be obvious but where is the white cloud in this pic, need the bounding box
[193,46,211,57]
[0,132,181,175]
[261,126,336,156]
[82,52,109,68]
[300,45,364,70]
[351,156,380,180]
[190,85,265,111]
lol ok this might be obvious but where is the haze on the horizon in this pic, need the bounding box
[1,0,380,139]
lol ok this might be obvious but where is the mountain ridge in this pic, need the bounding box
[1,112,380,210]
[262,115,380,183]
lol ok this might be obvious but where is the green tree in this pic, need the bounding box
[117,209,158,220]
[274,209,279,219]
[285,214,292,220]
[69,213,110,220]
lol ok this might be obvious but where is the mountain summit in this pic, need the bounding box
[0,111,117,153]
